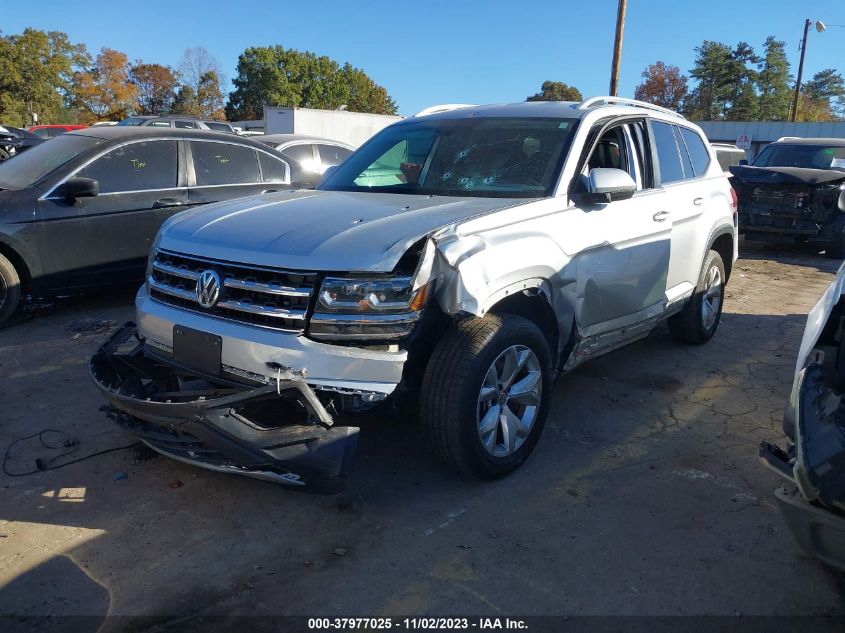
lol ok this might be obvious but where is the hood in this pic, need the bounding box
[730,164,845,185]
[158,189,525,272]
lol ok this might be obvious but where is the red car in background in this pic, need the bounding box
[27,124,87,139]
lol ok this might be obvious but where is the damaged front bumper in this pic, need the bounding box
[760,364,845,570]
[90,324,359,492]
[731,165,845,244]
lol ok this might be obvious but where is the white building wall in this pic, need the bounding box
[263,107,403,147]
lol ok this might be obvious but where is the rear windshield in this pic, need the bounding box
[753,144,845,170]
[319,117,578,198]
[0,134,101,190]
[205,121,233,132]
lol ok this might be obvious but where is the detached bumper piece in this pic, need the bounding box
[90,323,358,493]
[760,364,845,570]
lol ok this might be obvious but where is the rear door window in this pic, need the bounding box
[672,126,694,179]
[651,121,685,185]
[281,144,315,164]
[316,144,353,167]
[77,140,178,193]
[679,127,711,177]
[258,152,289,183]
[190,141,261,186]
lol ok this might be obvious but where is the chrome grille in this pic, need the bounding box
[148,249,318,332]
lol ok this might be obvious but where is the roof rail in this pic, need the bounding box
[414,104,476,117]
[577,96,685,119]
[776,136,801,142]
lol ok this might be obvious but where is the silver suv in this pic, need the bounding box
[92,97,738,491]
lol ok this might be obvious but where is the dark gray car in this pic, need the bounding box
[0,126,293,324]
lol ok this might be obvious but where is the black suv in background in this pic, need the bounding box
[732,137,845,257]
[0,126,294,324]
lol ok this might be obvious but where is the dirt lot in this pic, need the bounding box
[1,243,845,628]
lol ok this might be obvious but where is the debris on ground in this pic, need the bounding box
[67,318,117,335]
[333,548,348,556]
[168,480,184,489]
[113,471,128,481]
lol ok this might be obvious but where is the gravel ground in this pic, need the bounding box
[1,243,844,630]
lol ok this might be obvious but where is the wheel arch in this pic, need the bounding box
[709,228,735,283]
[484,283,565,369]
[0,238,33,293]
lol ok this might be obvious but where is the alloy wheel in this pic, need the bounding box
[701,265,722,331]
[477,345,542,457]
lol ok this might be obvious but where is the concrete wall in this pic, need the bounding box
[695,121,845,159]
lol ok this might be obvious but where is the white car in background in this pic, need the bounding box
[258,133,355,185]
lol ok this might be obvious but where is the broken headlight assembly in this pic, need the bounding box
[309,276,431,341]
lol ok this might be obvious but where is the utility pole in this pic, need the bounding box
[609,0,628,96]
[791,18,811,122]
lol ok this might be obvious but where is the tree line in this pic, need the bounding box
[0,28,398,126]
[527,36,844,122]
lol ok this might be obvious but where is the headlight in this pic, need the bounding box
[310,276,431,340]
[317,276,426,313]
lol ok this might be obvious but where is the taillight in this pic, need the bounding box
[730,187,738,226]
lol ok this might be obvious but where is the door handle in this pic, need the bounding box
[693,197,703,206]
[261,189,279,194]
[153,198,185,209]
[653,211,670,222]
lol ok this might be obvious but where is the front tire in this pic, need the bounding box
[420,314,552,479]
[668,249,725,344]
[0,253,22,326]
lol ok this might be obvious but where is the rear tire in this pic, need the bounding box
[420,314,552,479]
[668,249,725,344]
[0,253,21,326]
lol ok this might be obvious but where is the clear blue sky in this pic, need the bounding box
[5,0,845,116]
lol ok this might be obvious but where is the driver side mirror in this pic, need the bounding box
[584,168,637,203]
[59,177,99,199]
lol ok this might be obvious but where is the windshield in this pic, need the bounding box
[117,117,146,126]
[753,144,845,170]
[319,117,578,198]
[0,134,101,190]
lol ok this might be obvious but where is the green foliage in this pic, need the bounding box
[757,37,791,121]
[225,45,397,120]
[0,28,89,126]
[684,41,735,119]
[525,81,582,102]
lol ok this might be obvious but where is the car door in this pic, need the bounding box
[570,120,672,332]
[35,138,186,289]
[649,120,709,297]
[187,140,291,206]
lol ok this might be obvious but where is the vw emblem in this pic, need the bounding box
[196,270,221,308]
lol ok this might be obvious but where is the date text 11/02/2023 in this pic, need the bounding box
[307,618,528,630]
